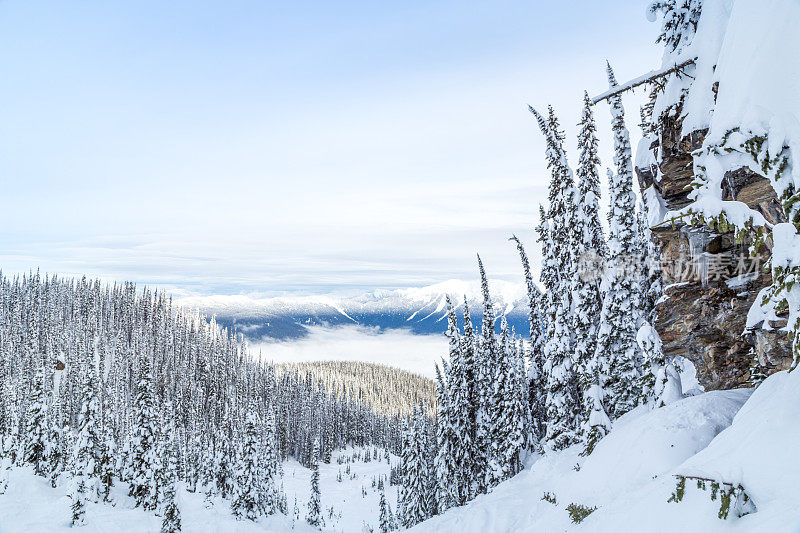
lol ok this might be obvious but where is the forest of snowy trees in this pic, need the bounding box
[8,1,792,531]
[0,273,429,530]
[276,361,435,417]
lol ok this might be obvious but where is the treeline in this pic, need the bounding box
[0,272,406,529]
[277,360,435,417]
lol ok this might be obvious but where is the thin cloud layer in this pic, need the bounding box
[250,325,447,379]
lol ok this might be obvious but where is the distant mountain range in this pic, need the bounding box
[176,280,533,341]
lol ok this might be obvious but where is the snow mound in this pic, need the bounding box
[677,370,800,532]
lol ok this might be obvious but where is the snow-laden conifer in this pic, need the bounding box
[474,255,496,491]
[23,367,48,476]
[434,302,460,512]
[160,429,181,533]
[232,407,265,520]
[128,353,160,511]
[459,296,479,500]
[488,319,526,483]
[595,64,643,420]
[572,91,613,454]
[510,235,546,445]
[378,487,396,532]
[530,107,581,451]
[306,437,323,529]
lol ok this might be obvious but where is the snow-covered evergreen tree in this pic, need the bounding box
[70,476,86,527]
[306,437,323,529]
[261,406,280,515]
[596,64,643,420]
[434,296,477,506]
[648,0,703,55]
[513,338,534,451]
[459,296,479,501]
[232,408,265,521]
[70,356,103,505]
[487,319,526,484]
[401,405,432,527]
[160,432,181,533]
[128,354,160,511]
[573,92,607,378]
[378,488,395,532]
[530,107,581,451]
[573,91,613,454]
[0,437,10,494]
[510,235,546,446]
[474,255,496,490]
[434,302,459,512]
[23,366,48,476]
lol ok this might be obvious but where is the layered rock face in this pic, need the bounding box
[637,119,792,391]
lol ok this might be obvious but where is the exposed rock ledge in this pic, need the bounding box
[637,119,791,391]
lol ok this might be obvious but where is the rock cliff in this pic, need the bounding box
[637,118,792,390]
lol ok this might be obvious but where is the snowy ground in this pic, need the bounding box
[0,446,398,533]
[282,448,399,533]
[6,370,800,533]
[411,370,800,533]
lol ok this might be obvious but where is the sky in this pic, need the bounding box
[0,0,662,297]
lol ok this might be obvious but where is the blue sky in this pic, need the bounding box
[0,1,661,297]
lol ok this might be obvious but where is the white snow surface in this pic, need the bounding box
[0,446,398,533]
[0,467,315,533]
[678,370,800,532]
[411,388,762,533]
[708,0,800,190]
[654,0,800,230]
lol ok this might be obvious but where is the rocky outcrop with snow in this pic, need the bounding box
[637,0,798,390]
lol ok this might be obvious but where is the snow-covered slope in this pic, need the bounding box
[411,370,800,532]
[176,280,530,340]
[0,446,398,533]
[0,466,314,533]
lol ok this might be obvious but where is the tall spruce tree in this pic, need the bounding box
[378,488,395,533]
[70,356,104,505]
[475,255,495,490]
[460,296,479,501]
[445,310,471,505]
[514,338,534,451]
[262,406,280,515]
[128,353,160,511]
[23,366,48,476]
[160,431,181,533]
[596,64,642,420]
[530,107,581,451]
[306,437,323,529]
[401,405,432,527]
[573,92,612,454]
[510,235,546,446]
[488,319,525,484]
[434,301,460,512]
[232,408,265,521]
